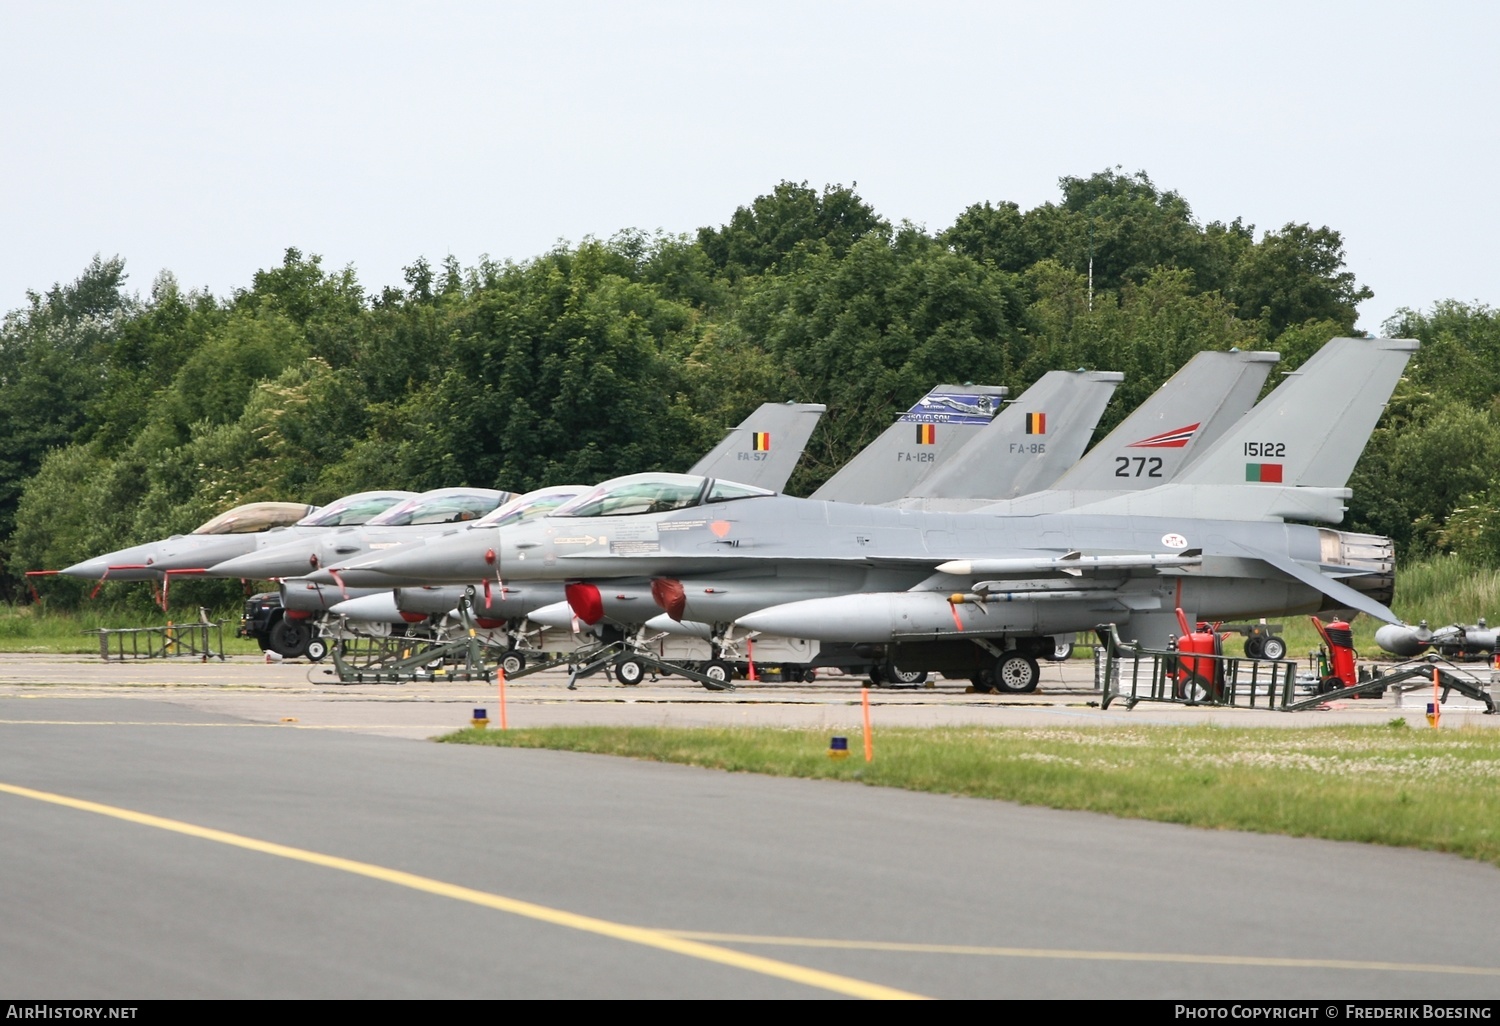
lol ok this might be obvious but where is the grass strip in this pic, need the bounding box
[442,722,1500,866]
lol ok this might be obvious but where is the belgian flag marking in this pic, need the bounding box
[1025,412,1047,435]
[752,432,771,451]
[1245,462,1284,483]
[915,424,937,445]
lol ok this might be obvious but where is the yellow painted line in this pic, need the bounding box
[0,781,924,1000]
[664,931,1500,978]
[0,720,459,729]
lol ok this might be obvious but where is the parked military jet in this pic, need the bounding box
[366,338,1413,691]
[272,401,828,593]
[207,487,514,582]
[57,492,413,581]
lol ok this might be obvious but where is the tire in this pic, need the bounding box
[1260,636,1288,661]
[305,638,328,662]
[615,656,646,686]
[994,652,1040,694]
[501,652,526,676]
[1244,636,1265,659]
[867,664,884,687]
[1177,677,1212,702]
[800,668,818,683]
[970,674,995,694]
[882,660,928,685]
[703,660,734,685]
[1050,636,1074,661]
[268,617,311,658]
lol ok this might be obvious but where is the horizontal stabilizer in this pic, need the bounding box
[1235,544,1399,624]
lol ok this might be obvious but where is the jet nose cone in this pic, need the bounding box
[60,544,162,579]
[59,555,118,579]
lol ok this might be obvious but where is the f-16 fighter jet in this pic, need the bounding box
[365,338,1414,692]
[57,491,414,582]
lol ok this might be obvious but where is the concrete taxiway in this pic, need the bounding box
[2,653,1499,998]
[0,653,1494,738]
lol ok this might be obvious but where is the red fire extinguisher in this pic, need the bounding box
[1172,607,1223,701]
[1311,617,1357,693]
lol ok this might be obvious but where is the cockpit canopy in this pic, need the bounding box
[552,474,773,518]
[192,502,319,536]
[295,491,417,528]
[365,488,512,527]
[475,486,589,528]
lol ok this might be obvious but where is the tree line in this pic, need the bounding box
[2,169,1495,608]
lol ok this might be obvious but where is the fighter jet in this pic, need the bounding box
[57,492,413,582]
[317,485,587,628]
[207,486,515,582]
[366,338,1414,691]
[250,401,830,658]
[343,351,1264,630]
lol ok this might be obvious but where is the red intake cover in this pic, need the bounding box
[651,578,686,621]
[565,582,604,625]
[400,611,427,624]
[474,617,505,630]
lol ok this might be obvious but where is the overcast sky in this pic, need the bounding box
[2,1,1494,333]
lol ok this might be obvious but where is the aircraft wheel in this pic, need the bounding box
[994,652,1040,694]
[1050,636,1074,661]
[615,656,646,686]
[269,617,311,659]
[703,660,734,686]
[1260,636,1288,661]
[882,660,927,686]
[800,668,818,683]
[306,638,329,662]
[1244,636,1265,659]
[867,664,884,687]
[501,652,526,676]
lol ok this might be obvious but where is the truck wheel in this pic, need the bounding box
[269,617,311,658]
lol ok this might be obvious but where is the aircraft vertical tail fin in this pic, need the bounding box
[901,369,1123,501]
[1176,337,1418,488]
[1048,350,1279,491]
[1065,337,1419,522]
[811,384,1009,504]
[688,402,826,492]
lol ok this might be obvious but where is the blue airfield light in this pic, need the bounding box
[828,736,849,759]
